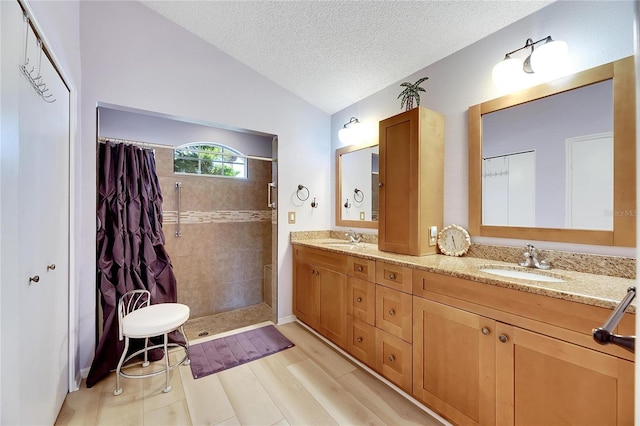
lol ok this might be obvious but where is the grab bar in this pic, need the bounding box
[175,182,182,237]
[593,287,635,352]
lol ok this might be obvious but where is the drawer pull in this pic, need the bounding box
[388,354,395,362]
[388,273,396,280]
[357,337,363,343]
[356,297,362,303]
[357,266,363,272]
[481,327,490,335]
[498,334,509,343]
[388,309,395,316]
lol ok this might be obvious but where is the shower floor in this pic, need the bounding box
[183,302,273,341]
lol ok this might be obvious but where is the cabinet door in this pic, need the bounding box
[293,260,318,328]
[378,110,415,254]
[376,328,413,393]
[413,297,496,426]
[317,266,348,349]
[496,323,634,426]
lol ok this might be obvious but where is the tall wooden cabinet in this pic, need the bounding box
[378,107,444,256]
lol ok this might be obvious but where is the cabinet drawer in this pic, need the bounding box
[347,315,376,366]
[376,328,413,394]
[376,261,413,293]
[294,245,348,274]
[347,276,375,325]
[347,256,375,282]
[376,285,412,343]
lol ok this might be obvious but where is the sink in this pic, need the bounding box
[479,266,566,283]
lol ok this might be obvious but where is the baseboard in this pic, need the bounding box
[80,367,90,380]
[277,314,297,325]
[294,320,452,426]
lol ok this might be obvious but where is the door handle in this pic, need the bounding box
[267,182,276,209]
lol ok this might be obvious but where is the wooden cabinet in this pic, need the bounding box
[413,271,635,426]
[378,107,444,256]
[413,297,496,426]
[292,246,348,348]
[496,323,634,426]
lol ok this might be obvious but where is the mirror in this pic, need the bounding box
[469,56,635,246]
[336,142,379,229]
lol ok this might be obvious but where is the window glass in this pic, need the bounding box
[174,143,246,178]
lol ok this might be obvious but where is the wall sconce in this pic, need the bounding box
[492,36,568,89]
[338,117,363,144]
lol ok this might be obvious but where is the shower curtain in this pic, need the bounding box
[86,141,179,388]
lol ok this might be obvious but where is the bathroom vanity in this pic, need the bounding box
[291,239,635,426]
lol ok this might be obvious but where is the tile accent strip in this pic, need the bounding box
[164,210,272,224]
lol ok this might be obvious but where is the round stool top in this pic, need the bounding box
[122,303,190,338]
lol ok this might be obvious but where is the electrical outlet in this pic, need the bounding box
[288,211,296,224]
[359,212,365,220]
[429,225,438,246]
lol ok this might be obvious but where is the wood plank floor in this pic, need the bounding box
[55,322,445,426]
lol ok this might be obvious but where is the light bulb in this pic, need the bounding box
[492,56,525,90]
[530,39,568,76]
[338,121,363,144]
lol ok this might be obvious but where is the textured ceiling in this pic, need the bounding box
[141,1,554,114]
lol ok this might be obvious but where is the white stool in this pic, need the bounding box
[113,290,190,396]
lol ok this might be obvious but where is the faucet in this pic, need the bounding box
[346,229,362,244]
[519,244,551,270]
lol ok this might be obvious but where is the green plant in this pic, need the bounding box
[397,76,429,111]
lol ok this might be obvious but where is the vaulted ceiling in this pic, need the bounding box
[141,1,554,114]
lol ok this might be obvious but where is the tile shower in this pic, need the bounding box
[153,147,274,324]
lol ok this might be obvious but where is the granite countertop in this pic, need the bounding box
[292,238,636,313]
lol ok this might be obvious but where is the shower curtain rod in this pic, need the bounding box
[98,136,273,161]
[98,136,172,150]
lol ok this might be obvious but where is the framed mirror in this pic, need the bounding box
[336,142,379,229]
[469,56,635,246]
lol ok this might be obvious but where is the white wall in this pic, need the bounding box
[78,1,331,375]
[331,0,635,257]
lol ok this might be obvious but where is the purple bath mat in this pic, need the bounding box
[189,325,294,379]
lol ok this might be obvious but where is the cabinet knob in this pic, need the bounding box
[481,327,490,335]
[47,264,56,271]
[388,273,395,280]
[29,275,40,284]
[357,337,363,343]
[388,354,395,362]
[356,297,362,303]
[379,182,384,188]
[499,334,509,343]
[357,266,363,272]
[388,309,395,316]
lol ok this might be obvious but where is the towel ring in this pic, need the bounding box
[296,184,310,201]
[353,188,364,203]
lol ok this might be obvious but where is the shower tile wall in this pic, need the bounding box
[154,147,272,318]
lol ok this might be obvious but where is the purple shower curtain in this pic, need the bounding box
[86,141,179,388]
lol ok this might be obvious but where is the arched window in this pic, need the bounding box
[174,143,247,178]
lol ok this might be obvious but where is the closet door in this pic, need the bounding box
[1,1,70,424]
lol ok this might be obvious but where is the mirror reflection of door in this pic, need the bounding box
[565,133,613,230]
[482,151,535,227]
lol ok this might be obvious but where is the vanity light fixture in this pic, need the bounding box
[338,116,363,144]
[492,36,568,89]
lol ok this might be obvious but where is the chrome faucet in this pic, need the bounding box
[346,229,362,244]
[519,244,551,270]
